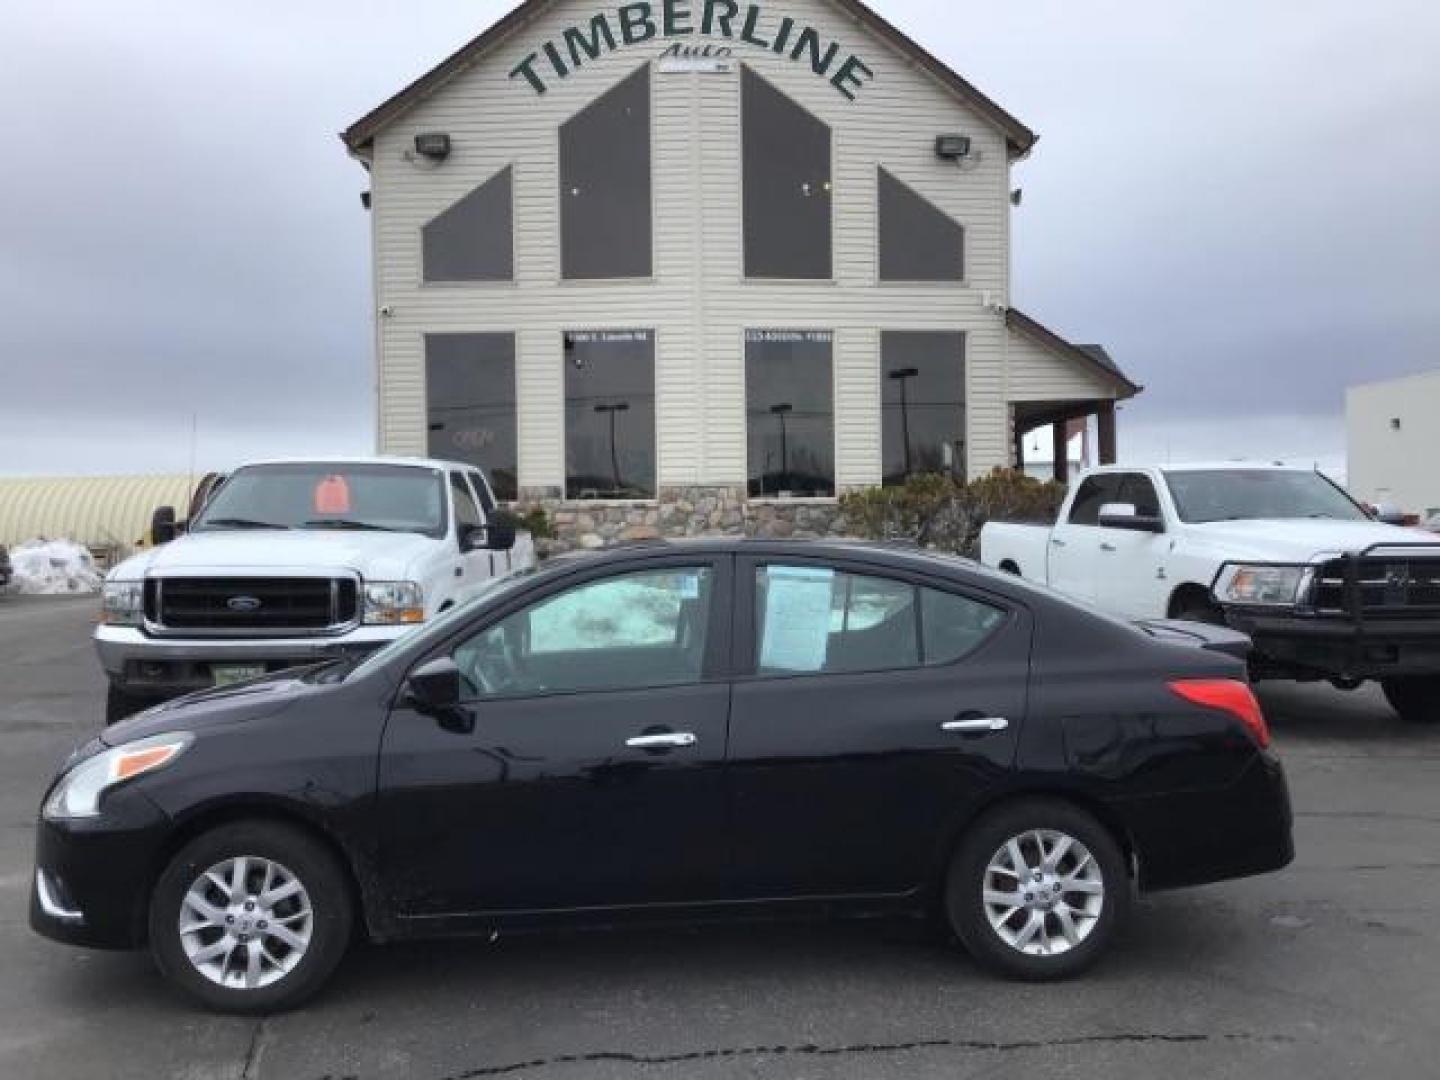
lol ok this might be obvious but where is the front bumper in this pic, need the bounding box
[95,624,411,697]
[29,788,172,951]
[1222,609,1440,681]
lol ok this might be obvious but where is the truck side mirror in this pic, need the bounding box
[1098,502,1165,534]
[462,521,518,553]
[151,506,179,546]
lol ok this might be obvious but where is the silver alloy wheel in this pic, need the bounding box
[982,829,1104,957]
[178,856,314,990]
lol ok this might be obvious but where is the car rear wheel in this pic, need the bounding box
[1382,678,1440,725]
[945,799,1129,980]
[149,821,353,1013]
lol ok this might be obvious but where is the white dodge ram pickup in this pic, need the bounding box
[981,463,1440,724]
[97,457,535,724]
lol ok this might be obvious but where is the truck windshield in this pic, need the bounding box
[192,464,448,538]
[1164,469,1369,524]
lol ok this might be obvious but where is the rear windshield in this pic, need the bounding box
[192,463,448,538]
[1164,470,1368,525]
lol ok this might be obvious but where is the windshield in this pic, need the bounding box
[192,463,448,537]
[344,568,541,682]
[1164,469,1369,525]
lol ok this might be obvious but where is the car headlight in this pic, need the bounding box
[363,581,425,625]
[1213,564,1311,607]
[43,733,193,820]
[100,580,145,627]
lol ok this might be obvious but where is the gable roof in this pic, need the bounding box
[1005,308,1142,399]
[341,0,1037,157]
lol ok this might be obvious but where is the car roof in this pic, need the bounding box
[232,456,472,472]
[544,537,994,579]
[1085,462,1318,475]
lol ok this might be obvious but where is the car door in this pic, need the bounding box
[377,555,734,916]
[1097,473,1172,618]
[449,471,492,586]
[725,555,1029,899]
[1048,474,1122,605]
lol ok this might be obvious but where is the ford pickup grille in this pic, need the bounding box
[1311,557,1440,617]
[145,578,359,634]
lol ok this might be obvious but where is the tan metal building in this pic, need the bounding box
[0,475,195,554]
[342,0,1139,535]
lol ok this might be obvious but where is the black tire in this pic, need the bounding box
[105,685,150,726]
[149,820,354,1014]
[1382,678,1440,725]
[1173,595,1226,626]
[945,799,1130,981]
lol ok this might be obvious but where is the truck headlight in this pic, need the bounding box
[363,581,425,625]
[43,733,193,820]
[1213,564,1311,607]
[100,581,145,627]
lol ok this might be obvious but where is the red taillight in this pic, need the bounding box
[1169,679,1271,749]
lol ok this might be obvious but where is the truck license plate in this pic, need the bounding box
[212,664,266,687]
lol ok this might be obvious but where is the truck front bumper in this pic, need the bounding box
[95,624,412,697]
[1223,610,1440,682]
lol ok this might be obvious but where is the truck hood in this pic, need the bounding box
[108,529,440,582]
[1187,519,1440,563]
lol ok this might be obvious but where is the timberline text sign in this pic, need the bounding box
[510,1,875,100]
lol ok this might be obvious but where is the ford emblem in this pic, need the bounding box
[227,595,263,613]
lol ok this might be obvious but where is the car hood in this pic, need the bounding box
[100,666,335,747]
[108,529,440,582]
[1186,519,1440,563]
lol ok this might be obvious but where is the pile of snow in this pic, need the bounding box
[9,539,103,595]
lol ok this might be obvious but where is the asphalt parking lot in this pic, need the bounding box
[1,595,1437,1079]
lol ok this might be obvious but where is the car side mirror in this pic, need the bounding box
[404,658,472,733]
[1098,502,1165,534]
[151,506,179,545]
[462,521,518,553]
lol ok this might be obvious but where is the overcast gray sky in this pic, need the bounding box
[2,0,1438,478]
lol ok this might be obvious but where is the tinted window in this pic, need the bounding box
[922,588,1005,665]
[878,168,964,282]
[742,66,832,279]
[469,471,497,513]
[1068,475,1123,526]
[746,331,834,498]
[1164,469,1369,524]
[756,566,916,675]
[882,332,966,485]
[560,65,651,279]
[452,567,713,698]
[192,464,446,538]
[1116,474,1161,518]
[426,334,518,501]
[423,167,513,282]
[565,330,656,500]
[450,473,483,530]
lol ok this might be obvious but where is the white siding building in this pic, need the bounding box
[1347,371,1440,517]
[342,0,1138,540]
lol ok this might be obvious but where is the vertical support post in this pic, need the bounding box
[1097,400,1118,465]
[1052,422,1068,484]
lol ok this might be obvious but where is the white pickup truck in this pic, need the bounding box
[981,463,1440,724]
[96,457,534,724]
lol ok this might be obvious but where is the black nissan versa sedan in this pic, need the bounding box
[31,540,1294,1012]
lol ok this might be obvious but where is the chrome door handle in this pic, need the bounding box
[1050,538,1066,548]
[942,717,1009,734]
[626,732,698,750]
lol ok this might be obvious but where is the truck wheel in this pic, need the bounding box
[105,685,150,726]
[1174,597,1226,626]
[1382,678,1440,725]
[945,798,1129,981]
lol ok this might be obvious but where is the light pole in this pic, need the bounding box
[770,403,794,490]
[594,402,631,494]
[888,367,919,477]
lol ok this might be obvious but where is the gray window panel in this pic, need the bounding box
[426,334,518,502]
[742,67,832,280]
[1068,474,1124,525]
[746,331,834,498]
[565,330,656,500]
[560,65,652,280]
[450,472,484,530]
[878,167,964,282]
[422,167,514,282]
[882,332,966,485]
[1116,474,1162,518]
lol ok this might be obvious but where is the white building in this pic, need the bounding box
[342,0,1139,539]
[1347,370,1440,517]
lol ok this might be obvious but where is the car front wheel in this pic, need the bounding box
[945,799,1129,980]
[149,821,354,1013]
[1382,678,1440,724]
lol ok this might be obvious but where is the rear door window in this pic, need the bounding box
[1067,475,1123,526]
